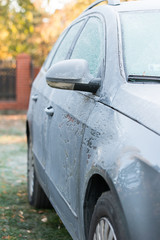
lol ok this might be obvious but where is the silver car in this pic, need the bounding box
[26,0,160,239]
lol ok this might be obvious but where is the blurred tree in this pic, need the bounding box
[0,0,41,62]
[0,0,10,59]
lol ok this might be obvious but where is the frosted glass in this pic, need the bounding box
[120,12,160,77]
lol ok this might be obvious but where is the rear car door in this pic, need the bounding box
[45,15,105,239]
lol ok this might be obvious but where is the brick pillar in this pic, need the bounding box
[16,53,31,109]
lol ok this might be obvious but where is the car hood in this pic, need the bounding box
[112,83,160,136]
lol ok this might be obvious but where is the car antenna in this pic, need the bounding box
[84,0,120,12]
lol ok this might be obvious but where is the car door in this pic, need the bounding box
[45,15,105,239]
[31,19,85,190]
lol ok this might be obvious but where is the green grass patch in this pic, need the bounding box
[0,128,24,136]
[0,184,71,240]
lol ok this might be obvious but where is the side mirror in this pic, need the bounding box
[46,59,100,93]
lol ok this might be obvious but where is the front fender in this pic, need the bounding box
[79,103,160,240]
[114,157,160,240]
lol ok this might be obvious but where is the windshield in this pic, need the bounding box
[120,11,160,79]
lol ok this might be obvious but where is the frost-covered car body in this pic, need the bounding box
[27,1,160,239]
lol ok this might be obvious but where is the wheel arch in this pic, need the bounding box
[83,173,110,239]
[26,120,30,145]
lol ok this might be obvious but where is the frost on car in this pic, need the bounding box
[26,0,160,239]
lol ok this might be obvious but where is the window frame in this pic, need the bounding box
[43,18,88,72]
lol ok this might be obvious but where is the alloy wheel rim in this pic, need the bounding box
[93,217,117,240]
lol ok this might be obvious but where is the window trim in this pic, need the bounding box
[66,18,88,60]
[44,18,88,72]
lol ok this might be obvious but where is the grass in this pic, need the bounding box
[0,114,72,240]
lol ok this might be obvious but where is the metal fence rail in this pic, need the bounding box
[0,60,16,100]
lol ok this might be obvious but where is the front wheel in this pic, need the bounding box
[27,137,51,209]
[88,192,128,240]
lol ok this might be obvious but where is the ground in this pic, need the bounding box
[0,113,72,240]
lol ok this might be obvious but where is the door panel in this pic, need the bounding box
[45,91,96,233]
[31,72,51,188]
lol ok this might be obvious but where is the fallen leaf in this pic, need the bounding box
[4,207,10,210]
[41,217,48,223]
[19,211,23,215]
[2,236,11,239]
[38,210,44,214]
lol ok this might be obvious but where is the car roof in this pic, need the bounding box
[108,0,160,12]
[81,1,160,20]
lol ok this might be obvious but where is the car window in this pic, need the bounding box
[120,11,160,78]
[70,17,104,78]
[50,20,84,67]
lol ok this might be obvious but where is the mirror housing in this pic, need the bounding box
[46,59,100,93]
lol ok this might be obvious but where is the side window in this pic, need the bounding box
[70,17,104,78]
[50,20,84,67]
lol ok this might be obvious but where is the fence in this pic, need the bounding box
[0,54,40,110]
[0,60,16,101]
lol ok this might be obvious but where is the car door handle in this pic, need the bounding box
[32,94,38,101]
[44,106,54,117]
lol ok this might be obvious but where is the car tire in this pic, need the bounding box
[27,137,52,209]
[88,191,128,240]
